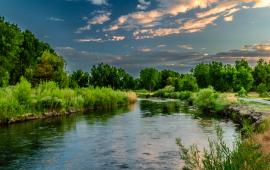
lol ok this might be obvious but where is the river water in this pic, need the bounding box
[0,98,239,170]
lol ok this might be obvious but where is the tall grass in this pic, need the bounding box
[0,78,136,122]
[177,126,270,170]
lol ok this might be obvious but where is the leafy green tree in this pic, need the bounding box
[69,70,90,88]
[253,59,270,89]
[257,83,268,97]
[139,68,160,91]
[90,63,134,89]
[192,63,210,88]
[160,70,180,88]
[0,17,23,86]
[233,67,253,92]
[176,74,198,92]
[32,50,67,87]
[208,61,224,91]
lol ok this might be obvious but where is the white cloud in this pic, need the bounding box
[76,12,111,33]
[46,17,64,22]
[137,0,151,10]
[88,0,107,5]
[178,44,193,50]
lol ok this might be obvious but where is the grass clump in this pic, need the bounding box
[0,78,136,122]
[177,126,270,170]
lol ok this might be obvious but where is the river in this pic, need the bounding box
[0,98,239,170]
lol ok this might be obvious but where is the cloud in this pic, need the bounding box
[46,17,64,22]
[101,0,270,40]
[137,0,151,10]
[76,35,125,43]
[179,44,193,50]
[76,12,111,33]
[111,36,125,41]
[88,0,107,5]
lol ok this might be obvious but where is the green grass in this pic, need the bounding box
[0,78,135,122]
[177,126,270,170]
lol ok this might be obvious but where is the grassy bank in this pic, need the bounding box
[0,78,136,124]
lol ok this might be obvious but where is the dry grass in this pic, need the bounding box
[127,91,137,104]
[254,130,270,153]
[222,93,238,104]
[254,117,270,153]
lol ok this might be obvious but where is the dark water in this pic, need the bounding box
[0,98,238,170]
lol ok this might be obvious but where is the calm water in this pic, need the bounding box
[0,98,238,170]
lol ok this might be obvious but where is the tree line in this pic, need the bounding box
[1,17,270,94]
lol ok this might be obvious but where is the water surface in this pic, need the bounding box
[0,98,238,170]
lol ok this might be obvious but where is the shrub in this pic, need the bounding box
[193,87,227,113]
[12,77,32,105]
[154,85,174,97]
[257,83,268,97]
[177,126,270,170]
[237,87,247,97]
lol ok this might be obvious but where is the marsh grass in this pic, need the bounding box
[0,79,135,122]
[177,126,270,170]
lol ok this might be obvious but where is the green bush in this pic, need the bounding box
[176,74,198,92]
[257,83,268,97]
[12,77,31,105]
[237,87,247,97]
[193,87,227,113]
[154,85,174,97]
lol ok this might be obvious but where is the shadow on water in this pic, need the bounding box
[0,105,132,169]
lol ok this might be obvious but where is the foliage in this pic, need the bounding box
[257,83,268,97]
[0,80,135,121]
[159,69,180,88]
[90,63,134,90]
[237,87,247,97]
[69,70,90,88]
[192,63,210,88]
[177,126,270,170]
[153,85,175,98]
[193,87,228,113]
[139,67,160,91]
[176,74,198,92]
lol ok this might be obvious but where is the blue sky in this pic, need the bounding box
[1,0,270,75]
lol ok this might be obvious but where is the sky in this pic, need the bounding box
[1,0,270,75]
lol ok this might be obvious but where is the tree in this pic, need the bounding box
[208,61,224,91]
[139,68,160,91]
[0,17,23,86]
[90,63,134,89]
[69,70,90,88]
[192,63,210,88]
[253,59,270,90]
[32,50,68,87]
[176,74,198,92]
[233,67,254,92]
[160,70,180,88]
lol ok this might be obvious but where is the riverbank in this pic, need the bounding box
[139,89,270,169]
[0,79,137,125]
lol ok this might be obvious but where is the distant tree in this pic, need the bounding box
[69,70,90,88]
[257,83,268,97]
[253,59,270,89]
[176,74,198,92]
[235,59,252,71]
[139,68,160,91]
[160,70,180,88]
[192,63,210,88]
[90,63,134,89]
[233,67,253,92]
[208,61,224,91]
[32,50,68,87]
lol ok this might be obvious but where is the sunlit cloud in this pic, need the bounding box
[137,0,151,10]
[76,12,111,33]
[178,44,193,50]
